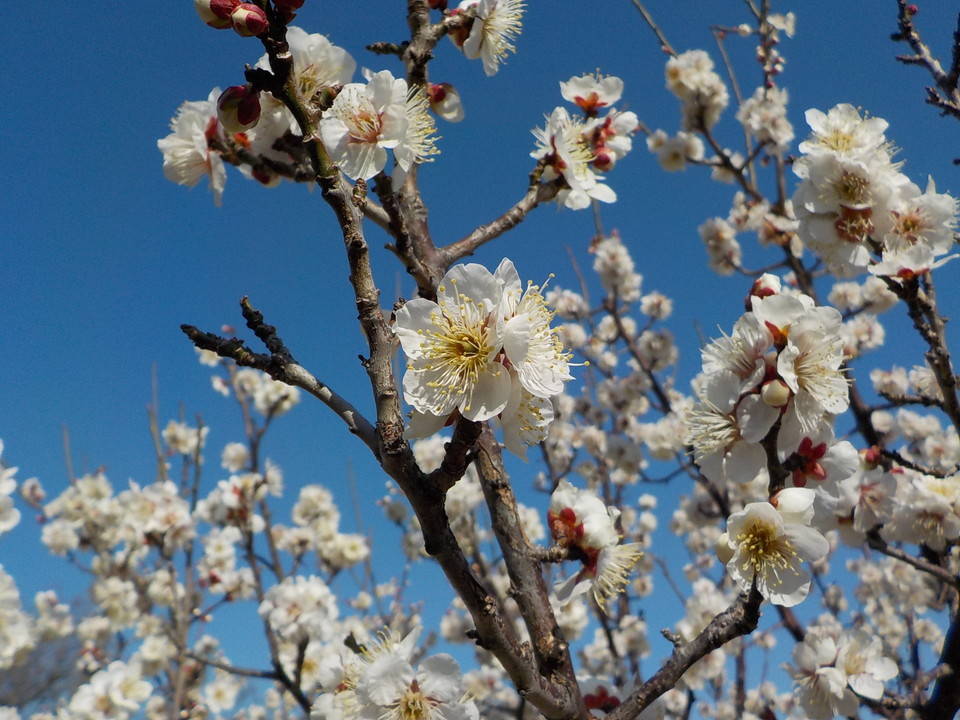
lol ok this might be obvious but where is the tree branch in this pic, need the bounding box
[608,589,763,720]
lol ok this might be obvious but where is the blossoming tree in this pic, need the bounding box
[3,1,960,719]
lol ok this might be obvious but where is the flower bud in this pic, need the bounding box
[195,0,239,28]
[218,85,261,134]
[593,149,615,172]
[427,0,448,8]
[761,378,790,408]
[231,3,269,36]
[447,9,473,48]
[428,83,465,123]
[251,167,282,187]
[274,0,304,21]
[744,272,781,310]
[714,532,734,564]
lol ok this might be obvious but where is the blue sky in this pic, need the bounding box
[3,0,960,703]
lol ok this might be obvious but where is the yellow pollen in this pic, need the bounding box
[348,110,383,144]
[396,686,433,720]
[820,129,855,153]
[833,171,869,205]
[737,522,799,578]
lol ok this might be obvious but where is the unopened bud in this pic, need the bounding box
[906,4,919,15]
[593,149,615,172]
[714,532,734,565]
[736,23,752,36]
[428,0,448,8]
[761,378,791,408]
[251,167,282,187]
[195,0,239,28]
[231,3,268,36]
[745,272,782,310]
[218,85,261,133]
[862,446,882,469]
[274,0,304,21]
[428,82,465,123]
[447,9,473,48]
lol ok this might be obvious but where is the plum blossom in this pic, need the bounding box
[157,88,227,206]
[548,480,643,607]
[717,488,829,606]
[561,73,623,117]
[532,107,616,210]
[456,0,525,76]
[320,70,436,181]
[395,260,572,455]
[394,261,514,422]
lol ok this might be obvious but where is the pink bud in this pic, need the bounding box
[906,4,918,15]
[231,3,269,36]
[218,85,261,134]
[274,0,304,21]
[593,149,615,172]
[194,0,239,28]
[428,82,464,123]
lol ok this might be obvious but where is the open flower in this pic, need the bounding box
[531,107,616,210]
[457,0,525,76]
[548,480,643,608]
[320,70,408,180]
[718,488,829,606]
[394,262,512,422]
[157,88,227,206]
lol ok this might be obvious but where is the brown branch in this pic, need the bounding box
[892,1,960,121]
[867,530,960,589]
[437,166,561,266]
[607,588,763,720]
[179,318,379,459]
[474,427,586,719]
[427,417,483,492]
[629,0,676,56]
[184,652,278,681]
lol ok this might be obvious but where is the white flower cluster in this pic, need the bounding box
[395,259,573,458]
[793,103,959,278]
[258,575,338,643]
[547,480,643,607]
[531,73,638,210]
[0,441,21,536]
[664,49,729,131]
[320,69,438,181]
[787,625,897,719]
[0,566,35,670]
[313,628,479,720]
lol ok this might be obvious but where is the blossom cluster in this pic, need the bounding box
[532,73,639,210]
[793,103,958,278]
[548,479,644,607]
[395,259,572,457]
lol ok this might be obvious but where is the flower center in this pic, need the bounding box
[420,306,494,411]
[833,171,869,205]
[820,129,854,153]
[396,683,434,720]
[737,521,799,577]
[347,109,383,144]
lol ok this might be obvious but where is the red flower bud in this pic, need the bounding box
[593,149,615,172]
[195,0,240,28]
[218,85,261,134]
[274,0,304,21]
[906,4,919,15]
[231,3,269,36]
[427,0,448,8]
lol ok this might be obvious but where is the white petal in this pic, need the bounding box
[459,364,511,421]
[418,654,463,702]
